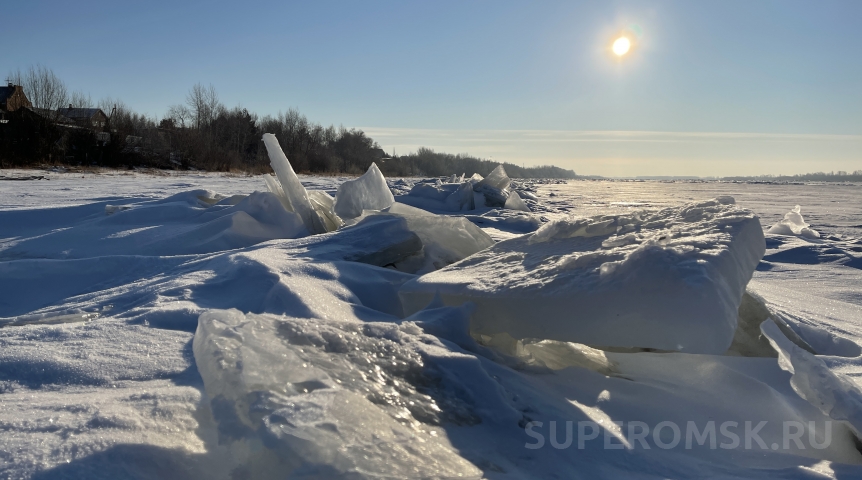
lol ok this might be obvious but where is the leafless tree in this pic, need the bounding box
[7,64,69,112]
[69,90,93,108]
[167,104,192,128]
[186,83,221,129]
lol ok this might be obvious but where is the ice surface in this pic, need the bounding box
[193,308,490,478]
[503,189,530,212]
[262,133,329,233]
[768,205,820,239]
[4,172,862,479]
[401,197,767,354]
[336,203,495,273]
[332,162,394,219]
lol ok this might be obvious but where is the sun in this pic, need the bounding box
[612,37,631,56]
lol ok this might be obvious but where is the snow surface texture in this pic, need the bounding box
[2,170,862,479]
[401,197,766,354]
[769,205,821,239]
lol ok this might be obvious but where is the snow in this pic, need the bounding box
[0,189,308,259]
[763,320,862,440]
[400,197,766,354]
[332,162,394,219]
[769,205,821,239]
[2,169,862,479]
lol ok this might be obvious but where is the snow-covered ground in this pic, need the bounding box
[1,166,861,479]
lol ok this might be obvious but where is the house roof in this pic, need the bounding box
[0,86,15,106]
[57,107,106,120]
[24,107,74,124]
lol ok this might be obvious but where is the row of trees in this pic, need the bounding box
[721,171,862,182]
[1,65,577,178]
[377,147,577,179]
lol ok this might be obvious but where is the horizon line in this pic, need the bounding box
[359,127,862,142]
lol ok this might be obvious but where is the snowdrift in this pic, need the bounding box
[400,197,767,354]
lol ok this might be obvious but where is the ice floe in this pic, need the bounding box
[400,197,766,354]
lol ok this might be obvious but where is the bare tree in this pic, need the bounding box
[7,64,69,111]
[167,104,192,128]
[69,90,93,108]
[185,83,221,129]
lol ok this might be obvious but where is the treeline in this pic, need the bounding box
[377,147,576,179]
[721,171,862,182]
[0,65,576,178]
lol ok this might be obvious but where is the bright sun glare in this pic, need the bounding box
[613,37,631,56]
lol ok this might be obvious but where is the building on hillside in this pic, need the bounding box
[0,82,33,123]
[56,105,109,129]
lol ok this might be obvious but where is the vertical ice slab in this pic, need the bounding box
[400,197,767,354]
[262,133,328,234]
[332,163,395,219]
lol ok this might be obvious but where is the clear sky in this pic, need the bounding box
[3,0,860,176]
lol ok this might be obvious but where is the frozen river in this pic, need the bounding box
[1,168,862,479]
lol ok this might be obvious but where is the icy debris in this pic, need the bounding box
[473,165,512,207]
[394,213,495,274]
[762,320,862,441]
[262,173,292,212]
[262,133,330,233]
[444,181,476,211]
[283,206,492,274]
[193,309,492,478]
[503,190,530,212]
[768,205,820,239]
[332,163,394,219]
[400,197,766,354]
[307,189,343,231]
[368,204,494,273]
[397,166,530,213]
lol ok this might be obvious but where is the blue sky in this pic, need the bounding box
[3,0,860,176]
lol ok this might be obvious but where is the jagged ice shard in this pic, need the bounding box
[400,197,766,354]
[332,162,394,219]
[473,165,512,207]
[262,133,330,234]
